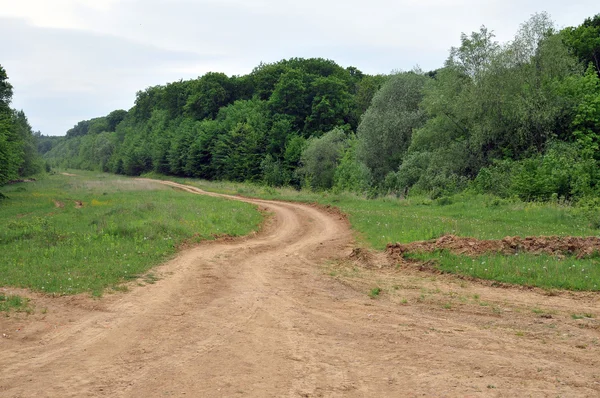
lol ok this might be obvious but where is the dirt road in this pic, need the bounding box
[1,180,599,397]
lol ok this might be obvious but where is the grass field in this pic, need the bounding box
[4,170,596,299]
[0,171,262,298]
[144,174,597,247]
[143,173,600,292]
[407,251,600,291]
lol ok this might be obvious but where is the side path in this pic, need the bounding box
[0,179,598,397]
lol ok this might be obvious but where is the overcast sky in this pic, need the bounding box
[0,0,598,136]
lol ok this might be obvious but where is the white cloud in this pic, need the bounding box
[0,0,598,135]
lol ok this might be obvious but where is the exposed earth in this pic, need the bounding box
[387,234,600,259]
[1,180,599,397]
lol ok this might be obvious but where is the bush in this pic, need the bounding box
[297,128,348,191]
[333,137,372,194]
[474,142,600,201]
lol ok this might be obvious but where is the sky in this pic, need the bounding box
[0,0,598,136]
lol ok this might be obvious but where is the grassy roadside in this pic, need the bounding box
[0,294,31,313]
[143,173,597,245]
[406,251,600,291]
[143,173,600,292]
[0,171,262,299]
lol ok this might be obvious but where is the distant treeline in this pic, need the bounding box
[0,65,42,187]
[44,12,600,201]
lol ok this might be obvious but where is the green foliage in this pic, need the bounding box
[211,99,269,181]
[106,110,128,131]
[49,58,369,188]
[333,135,371,193]
[268,68,309,129]
[562,14,600,77]
[399,14,581,196]
[304,76,353,135]
[261,154,290,187]
[0,65,12,109]
[298,127,348,190]
[474,142,599,201]
[184,72,234,120]
[357,71,428,183]
[40,16,600,204]
[562,66,600,157]
[368,287,382,298]
[0,65,41,185]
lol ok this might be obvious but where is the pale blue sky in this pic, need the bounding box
[0,0,597,135]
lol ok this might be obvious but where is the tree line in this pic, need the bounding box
[44,12,600,202]
[0,65,42,188]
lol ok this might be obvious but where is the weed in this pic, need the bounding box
[571,313,594,320]
[0,294,31,313]
[369,287,382,298]
[143,273,159,285]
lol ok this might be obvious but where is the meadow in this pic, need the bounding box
[144,174,600,291]
[0,172,262,298]
[2,171,598,305]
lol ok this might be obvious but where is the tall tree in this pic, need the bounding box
[0,65,21,185]
[357,71,428,183]
[562,14,600,76]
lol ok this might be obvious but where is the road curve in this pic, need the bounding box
[1,179,599,397]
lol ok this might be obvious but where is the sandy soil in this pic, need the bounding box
[1,180,599,397]
[388,234,600,258]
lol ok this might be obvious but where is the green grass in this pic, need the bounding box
[0,171,262,296]
[144,174,597,249]
[406,251,600,291]
[571,313,594,319]
[0,294,31,313]
[143,174,600,292]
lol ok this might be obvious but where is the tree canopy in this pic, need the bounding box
[44,13,600,201]
[0,65,41,186]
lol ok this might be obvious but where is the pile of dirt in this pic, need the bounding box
[349,247,394,268]
[386,234,600,259]
[309,203,348,221]
[7,178,36,184]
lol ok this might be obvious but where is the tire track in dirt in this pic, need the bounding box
[1,179,599,397]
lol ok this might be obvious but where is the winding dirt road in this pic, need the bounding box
[1,180,599,397]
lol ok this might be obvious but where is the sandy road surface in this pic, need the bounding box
[1,180,599,397]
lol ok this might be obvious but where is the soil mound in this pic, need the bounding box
[387,234,600,259]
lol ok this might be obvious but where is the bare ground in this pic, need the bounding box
[387,234,600,259]
[1,180,599,397]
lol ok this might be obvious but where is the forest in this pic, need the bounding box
[37,12,600,202]
[0,66,41,189]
